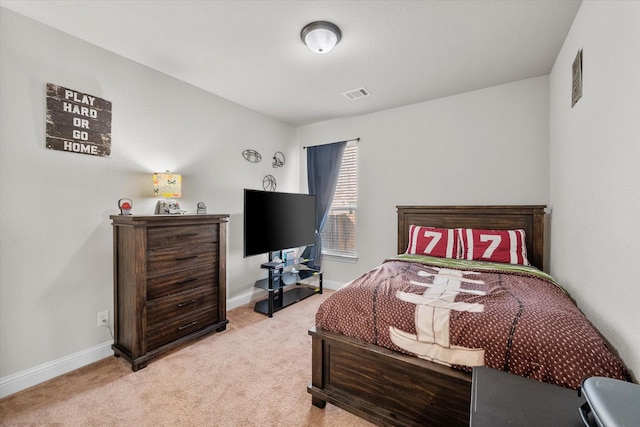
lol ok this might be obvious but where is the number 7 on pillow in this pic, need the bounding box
[406,225,459,259]
[458,228,530,265]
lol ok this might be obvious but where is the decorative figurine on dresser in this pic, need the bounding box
[110,214,229,371]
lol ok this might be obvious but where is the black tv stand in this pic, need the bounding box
[253,255,322,317]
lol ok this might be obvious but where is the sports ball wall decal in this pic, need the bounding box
[263,175,277,191]
[242,149,262,163]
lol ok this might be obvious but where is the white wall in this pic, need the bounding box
[0,8,299,387]
[549,1,640,379]
[298,76,550,283]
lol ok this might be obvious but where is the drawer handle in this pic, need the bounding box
[176,255,198,261]
[176,277,198,285]
[177,233,198,237]
[177,299,197,308]
[178,321,198,331]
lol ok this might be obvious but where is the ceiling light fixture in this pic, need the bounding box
[300,21,341,54]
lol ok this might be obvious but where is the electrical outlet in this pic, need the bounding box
[97,311,109,327]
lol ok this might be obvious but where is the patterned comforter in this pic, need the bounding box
[315,254,630,389]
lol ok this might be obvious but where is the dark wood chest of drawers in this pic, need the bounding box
[110,214,229,371]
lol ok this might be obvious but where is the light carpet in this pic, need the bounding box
[0,290,373,426]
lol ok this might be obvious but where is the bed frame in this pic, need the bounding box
[308,205,547,426]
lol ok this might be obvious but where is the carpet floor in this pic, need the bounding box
[0,290,373,426]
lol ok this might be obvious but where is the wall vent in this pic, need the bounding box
[343,87,371,101]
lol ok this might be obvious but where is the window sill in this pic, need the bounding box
[321,252,358,264]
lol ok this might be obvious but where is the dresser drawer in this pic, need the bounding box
[147,225,218,250]
[147,244,218,276]
[147,286,218,328]
[146,307,218,352]
[147,266,217,300]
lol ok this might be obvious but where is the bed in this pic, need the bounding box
[307,205,630,426]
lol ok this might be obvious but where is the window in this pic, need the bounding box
[321,143,358,258]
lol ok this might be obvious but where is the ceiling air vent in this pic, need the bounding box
[343,87,371,101]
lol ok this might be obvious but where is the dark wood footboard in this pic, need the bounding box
[308,327,472,426]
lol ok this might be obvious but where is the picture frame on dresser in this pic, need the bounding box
[110,214,229,371]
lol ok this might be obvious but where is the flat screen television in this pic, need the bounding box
[244,189,316,258]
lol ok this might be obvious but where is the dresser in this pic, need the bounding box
[110,214,229,371]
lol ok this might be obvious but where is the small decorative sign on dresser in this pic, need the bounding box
[46,83,112,157]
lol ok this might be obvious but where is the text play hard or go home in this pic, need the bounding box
[46,83,112,157]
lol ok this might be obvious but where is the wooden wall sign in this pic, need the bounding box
[571,49,583,108]
[46,83,112,157]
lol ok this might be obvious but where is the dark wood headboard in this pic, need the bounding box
[397,205,546,270]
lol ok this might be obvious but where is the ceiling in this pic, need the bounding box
[1,0,581,126]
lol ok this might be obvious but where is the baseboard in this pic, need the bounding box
[2,282,345,398]
[0,340,114,398]
[227,288,264,310]
[322,279,343,290]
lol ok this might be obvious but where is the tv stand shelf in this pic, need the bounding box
[253,260,322,317]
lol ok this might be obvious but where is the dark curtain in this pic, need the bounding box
[304,141,347,269]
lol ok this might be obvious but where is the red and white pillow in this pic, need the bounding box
[457,228,530,266]
[406,225,459,259]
